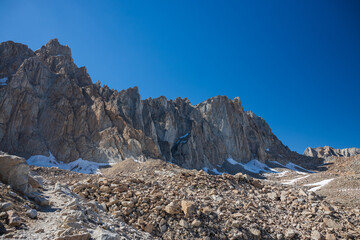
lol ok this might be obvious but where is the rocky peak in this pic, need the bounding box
[35,38,72,58]
[0,39,321,172]
[304,146,360,159]
[0,41,34,78]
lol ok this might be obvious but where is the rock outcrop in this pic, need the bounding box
[0,151,30,193]
[0,39,321,172]
[304,146,360,159]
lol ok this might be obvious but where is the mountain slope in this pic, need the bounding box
[0,39,320,171]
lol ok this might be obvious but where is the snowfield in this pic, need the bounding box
[227,158,277,174]
[27,153,110,174]
[304,178,334,191]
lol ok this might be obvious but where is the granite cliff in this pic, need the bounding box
[0,39,320,171]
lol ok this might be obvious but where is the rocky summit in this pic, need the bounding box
[303,146,360,160]
[0,39,359,240]
[0,39,320,172]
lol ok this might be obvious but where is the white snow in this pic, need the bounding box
[202,167,224,175]
[304,178,334,192]
[227,158,240,165]
[285,162,315,174]
[275,170,289,177]
[282,175,309,185]
[27,153,110,174]
[269,161,314,174]
[0,77,8,85]
[227,158,277,174]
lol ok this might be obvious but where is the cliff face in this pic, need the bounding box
[304,146,360,159]
[0,39,318,171]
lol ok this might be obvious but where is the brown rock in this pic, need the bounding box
[191,219,201,227]
[249,228,261,239]
[144,223,154,233]
[28,175,42,189]
[181,200,196,218]
[55,233,91,240]
[164,202,180,215]
[311,230,323,240]
[323,218,342,230]
[325,233,336,240]
[0,152,30,193]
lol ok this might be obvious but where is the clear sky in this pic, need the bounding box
[1,0,359,153]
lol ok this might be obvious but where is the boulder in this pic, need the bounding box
[26,209,37,219]
[92,227,120,240]
[181,200,196,218]
[0,152,30,193]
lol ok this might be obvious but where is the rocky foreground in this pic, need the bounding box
[1,159,359,240]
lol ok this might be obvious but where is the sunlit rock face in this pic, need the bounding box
[304,146,360,159]
[0,39,320,171]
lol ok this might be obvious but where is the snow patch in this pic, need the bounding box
[202,167,224,175]
[27,153,110,174]
[285,162,315,174]
[227,158,277,174]
[304,179,334,192]
[269,161,314,174]
[282,175,309,185]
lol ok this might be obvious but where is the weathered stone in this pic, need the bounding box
[267,192,279,201]
[92,227,120,240]
[325,233,336,240]
[284,228,296,239]
[323,218,342,230]
[99,185,111,193]
[26,209,37,219]
[179,219,189,228]
[28,175,42,189]
[299,189,307,197]
[144,223,154,233]
[311,230,323,240]
[191,219,201,227]
[35,196,50,206]
[0,152,30,193]
[164,202,180,215]
[249,228,261,239]
[120,201,134,208]
[181,200,196,218]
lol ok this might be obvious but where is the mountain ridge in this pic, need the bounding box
[304,146,360,160]
[0,39,321,172]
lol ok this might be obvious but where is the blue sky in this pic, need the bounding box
[1,0,359,153]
